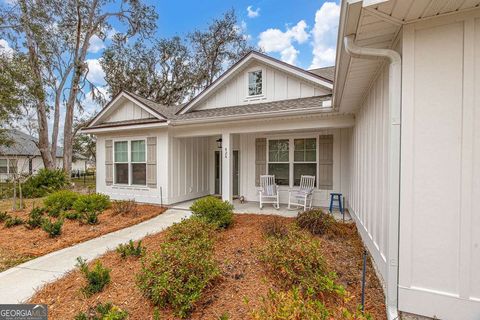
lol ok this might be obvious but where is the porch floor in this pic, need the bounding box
[170,199,352,221]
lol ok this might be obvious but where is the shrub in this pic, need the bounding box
[41,218,64,237]
[83,211,100,225]
[73,193,111,215]
[74,302,128,320]
[77,257,111,297]
[137,218,219,318]
[0,211,10,222]
[63,211,80,220]
[253,288,330,320]
[112,200,137,215]
[263,216,289,238]
[5,216,24,228]
[296,209,336,236]
[47,206,62,218]
[44,190,79,211]
[26,207,46,229]
[190,196,234,228]
[22,168,69,198]
[116,240,145,258]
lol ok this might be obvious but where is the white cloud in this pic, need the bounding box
[82,86,109,115]
[86,59,106,85]
[247,5,260,18]
[88,35,105,53]
[310,2,340,68]
[258,20,309,65]
[0,39,13,57]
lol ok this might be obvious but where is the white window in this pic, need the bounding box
[293,138,317,186]
[248,70,263,96]
[113,140,147,186]
[268,139,289,186]
[0,159,17,175]
[0,159,7,174]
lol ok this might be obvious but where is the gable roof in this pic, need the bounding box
[176,50,334,115]
[309,66,335,82]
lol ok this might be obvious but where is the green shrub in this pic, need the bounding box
[137,218,219,318]
[63,211,80,220]
[0,211,11,222]
[47,206,62,218]
[22,169,69,198]
[44,190,79,211]
[112,200,137,215]
[263,216,289,238]
[116,240,145,258]
[83,211,100,225]
[77,257,111,297]
[74,302,128,320]
[296,209,336,236]
[253,288,330,320]
[5,216,23,228]
[190,196,234,228]
[26,207,46,229]
[41,218,64,237]
[73,193,111,215]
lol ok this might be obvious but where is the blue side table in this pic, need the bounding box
[329,193,344,214]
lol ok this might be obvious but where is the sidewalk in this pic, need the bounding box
[0,209,191,304]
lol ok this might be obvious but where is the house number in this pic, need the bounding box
[224,147,228,159]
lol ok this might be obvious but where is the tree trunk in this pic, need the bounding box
[12,178,17,211]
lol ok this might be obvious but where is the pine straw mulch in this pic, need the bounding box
[0,202,166,272]
[29,214,386,320]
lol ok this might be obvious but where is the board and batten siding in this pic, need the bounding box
[348,63,390,282]
[168,136,210,204]
[195,63,330,110]
[399,12,480,319]
[104,99,154,123]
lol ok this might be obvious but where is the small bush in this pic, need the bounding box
[137,218,219,318]
[190,196,234,228]
[74,302,128,320]
[77,257,111,297]
[22,168,69,198]
[5,216,24,228]
[47,206,62,218]
[26,207,46,229]
[63,211,80,220]
[296,209,336,236]
[253,288,330,320]
[0,211,11,222]
[112,200,137,215]
[73,193,111,215]
[83,211,100,225]
[263,216,289,238]
[44,190,79,211]
[41,218,64,237]
[116,240,145,258]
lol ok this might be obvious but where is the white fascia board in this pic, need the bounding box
[81,122,169,134]
[88,92,166,127]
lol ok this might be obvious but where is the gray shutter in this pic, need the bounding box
[318,135,333,190]
[146,137,157,188]
[105,140,113,186]
[255,138,266,186]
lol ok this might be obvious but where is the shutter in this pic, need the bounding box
[146,137,157,188]
[255,138,266,186]
[318,135,333,190]
[105,140,113,186]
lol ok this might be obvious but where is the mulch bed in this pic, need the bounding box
[29,214,386,319]
[0,203,166,272]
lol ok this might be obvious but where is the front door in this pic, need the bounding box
[233,150,239,197]
[214,151,221,195]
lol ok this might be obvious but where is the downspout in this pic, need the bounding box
[344,34,401,320]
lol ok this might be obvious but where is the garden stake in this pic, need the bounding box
[361,249,367,313]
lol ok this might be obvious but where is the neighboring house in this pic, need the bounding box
[0,129,88,181]
[83,1,480,319]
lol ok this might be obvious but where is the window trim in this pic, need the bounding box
[245,66,266,100]
[112,138,148,187]
[0,159,8,174]
[293,138,317,187]
[0,158,16,176]
[267,139,290,186]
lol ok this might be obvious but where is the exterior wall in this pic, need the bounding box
[167,136,211,204]
[196,62,330,110]
[348,64,391,281]
[96,128,168,204]
[104,99,154,123]
[399,11,480,319]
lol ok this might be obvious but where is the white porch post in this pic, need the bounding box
[221,132,233,203]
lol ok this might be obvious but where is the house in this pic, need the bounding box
[83,0,480,319]
[0,129,89,181]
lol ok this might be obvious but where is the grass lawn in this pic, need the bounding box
[29,214,387,320]
[0,198,166,272]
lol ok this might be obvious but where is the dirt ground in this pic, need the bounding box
[0,199,166,272]
[29,214,386,320]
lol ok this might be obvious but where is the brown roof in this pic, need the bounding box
[308,66,335,82]
[86,118,166,129]
[124,91,184,118]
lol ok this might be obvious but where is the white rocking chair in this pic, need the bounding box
[288,175,315,211]
[259,175,279,209]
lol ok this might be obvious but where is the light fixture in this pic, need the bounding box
[216,138,222,149]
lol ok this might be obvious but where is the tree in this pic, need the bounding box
[73,133,96,162]
[0,0,157,173]
[188,9,254,89]
[101,36,195,105]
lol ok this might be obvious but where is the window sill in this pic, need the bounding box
[112,184,149,191]
[244,94,265,102]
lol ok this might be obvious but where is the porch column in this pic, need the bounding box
[221,132,233,203]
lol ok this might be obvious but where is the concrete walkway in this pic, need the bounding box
[0,209,190,304]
